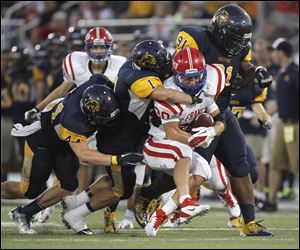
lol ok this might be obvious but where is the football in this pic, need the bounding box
[191,113,215,128]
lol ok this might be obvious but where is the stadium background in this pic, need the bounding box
[1,1,299,249]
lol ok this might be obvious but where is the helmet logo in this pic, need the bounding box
[216,10,229,24]
[84,99,100,113]
[139,53,157,67]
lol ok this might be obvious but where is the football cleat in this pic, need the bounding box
[240,220,273,236]
[134,194,151,228]
[77,228,93,235]
[61,195,79,214]
[62,210,92,234]
[145,209,168,237]
[179,198,210,224]
[162,211,180,228]
[33,206,55,223]
[9,207,36,234]
[227,215,244,228]
[217,189,241,218]
[103,208,118,233]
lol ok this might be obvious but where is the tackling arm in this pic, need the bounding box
[149,86,195,104]
[36,80,74,111]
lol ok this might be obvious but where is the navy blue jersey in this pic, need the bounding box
[230,84,267,119]
[115,59,163,130]
[176,26,252,112]
[41,74,112,148]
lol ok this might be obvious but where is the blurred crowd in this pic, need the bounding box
[1,1,299,207]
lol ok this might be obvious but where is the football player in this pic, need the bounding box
[136,4,273,236]
[9,74,143,234]
[60,40,203,234]
[25,27,127,227]
[143,47,226,237]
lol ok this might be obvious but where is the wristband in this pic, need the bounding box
[111,155,118,165]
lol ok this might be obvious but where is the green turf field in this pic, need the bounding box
[1,204,299,249]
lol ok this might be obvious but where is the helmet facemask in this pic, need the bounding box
[174,67,207,96]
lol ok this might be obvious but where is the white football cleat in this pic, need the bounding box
[145,209,168,237]
[179,198,210,224]
[217,189,241,218]
[62,210,92,234]
[33,206,55,223]
[9,207,37,234]
[162,211,180,228]
[116,218,134,229]
[61,195,80,214]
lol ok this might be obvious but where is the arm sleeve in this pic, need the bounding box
[130,76,162,98]
[206,100,219,114]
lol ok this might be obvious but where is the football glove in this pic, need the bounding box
[111,153,144,167]
[24,107,40,123]
[258,119,272,130]
[191,95,203,104]
[255,66,272,88]
[188,126,216,148]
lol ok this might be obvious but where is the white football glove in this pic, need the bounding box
[115,218,134,229]
[188,126,216,148]
[24,107,40,123]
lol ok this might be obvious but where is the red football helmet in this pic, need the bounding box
[85,27,113,63]
[172,47,207,95]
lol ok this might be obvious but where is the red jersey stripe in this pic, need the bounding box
[210,64,223,100]
[158,101,178,115]
[148,138,184,159]
[144,145,177,161]
[63,57,69,76]
[216,158,227,187]
[68,53,76,81]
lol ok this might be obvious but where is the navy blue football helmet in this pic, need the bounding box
[80,85,120,127]
[211,4,253,56]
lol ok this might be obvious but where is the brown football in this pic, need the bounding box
[191,113,215,128]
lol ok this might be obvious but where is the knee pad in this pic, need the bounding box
[228,158,250,177]
[246,145,259,184]
[59,177,78,192]
[249,165,259,184]
[22,184,45,199]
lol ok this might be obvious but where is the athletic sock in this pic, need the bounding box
[140,185,161,200]
[179,194,191,204]
[108,201,119,213]
[19,199,45,217]
[161,198,178,215]
[240,204,255,224]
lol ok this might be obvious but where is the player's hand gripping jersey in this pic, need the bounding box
[63,52,126,86]
[149,64,225,140]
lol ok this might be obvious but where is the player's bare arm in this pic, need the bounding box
[149,86,194,104]
[36,80,74,111]
[69,141,112,167]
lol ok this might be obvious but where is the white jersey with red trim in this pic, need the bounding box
[62,52,126,87]
[149,64,225,139]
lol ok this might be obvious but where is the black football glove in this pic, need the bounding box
[191,95,203,104]
[112,153,144,167]
[255,66,272,88]
[24,107,40,123]
[258,119,272,130]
